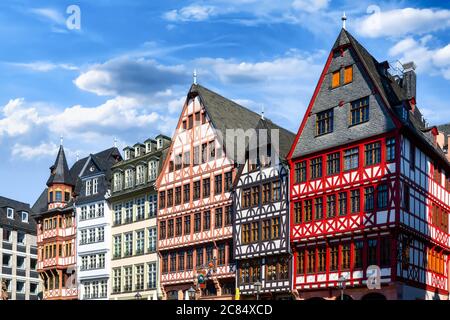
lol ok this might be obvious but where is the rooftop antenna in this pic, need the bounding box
[342,12,347,30]
[193,69,197,85]
[60,135,63,146]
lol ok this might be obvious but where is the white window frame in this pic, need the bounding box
[86,179,91,196]
[149,160,158,181]
[92,178,98,195]
[21,211,28,223]
[7,208,14,219]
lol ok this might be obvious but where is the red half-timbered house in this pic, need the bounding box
[33,145,78,300]
[287,28,449,300]
[156,83,264,300]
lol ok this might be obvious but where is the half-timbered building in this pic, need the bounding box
[156,83,264,300]
[33,145,78,300]
[287,27,449,300]
[233,118,295,299]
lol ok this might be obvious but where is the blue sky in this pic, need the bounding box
[1,0,449,205]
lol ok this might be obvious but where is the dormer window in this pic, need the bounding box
[157,138,163,149]
[7,208,14,219]
[86,180,91,196]
[146,143,151,153]
[125,150,130,160]
[135,147,141,157]
[93,178,98,195]
[21,211,29,223]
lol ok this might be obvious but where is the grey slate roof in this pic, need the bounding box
[46,145,73,187]
[190,84,295,159]
[0,196,36,234]
[32,147,122,217]
[292,28,449,166]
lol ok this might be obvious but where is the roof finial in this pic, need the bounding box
[342,12,347,30]
[193,69,197,85]
[114,137,117,148]
[261,105,265,120]
[60,135,63,146]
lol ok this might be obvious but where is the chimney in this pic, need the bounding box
[402,61,416,100]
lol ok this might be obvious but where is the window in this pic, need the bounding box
[409,144,415,171]
[314,197,323,220]
[193,181,201,200]
[218,245,226,265]
[295,161,307,183]
[271,217,280,239]
[148,263,157,289]
[16,281,25,293]
[16,256,25,269]
[310,157,322,179]
[65,192,70,202]
[184,215,191,235]
[176,217,182,236]
[167,189,173,207]
[341,243,351,270]
[209,141,215,160]
[307,248,316,274]
[175,186,182,205]
[316,109,334,135]
[242,223,251,244]
[330,244,338,271]
[365,142,381,166]
[403,185,410,211]
[188,114,193,129]
[262,183,271,204]
[377,184,388,209]
[368,239,378,266]
[327,152,340,175]
[354,241,364,269]
[201,143,207,163]
[2,253,11,266]
[297,251,305,274]
[113,235,121,258]
[168,219,174,238]
[215,208,223,229]
[193,146,200,166]
[214,174,222,195]
[272,181,281,201]
[203,211,211,231]
[350,97,369,125]
[350,189,360,213]
[183,151,190,168]
[182,184,190,204]
[92,178,98,194]
[365,187,375,211]
[344,65,353,84]
[262,219,270,240]
[225,206,232,226]
[124,201,133,223]
[344,148,359,171]
[55,191,62,202]
[196,248,204,267]
[242,188,251,208]
[124,267,132,292]
[251,221,259,242]
[136,230,145,255]
[170,254,176,272]
[136,198,145,220]
[338,192,347,216]
[113,173,123,192]
[318,247,326,272]
[175,154,182,171]
[86,180,91,196]
[251,186,260,206]
[326,195,336,218]
[331,70,340,88]
[194,213,201,233]
[186,250,193,270]
[380,238,391,267]
[162,255,168,273]
[159,221,166,239]
[21,211,28,223]
[124,232,133,256]
[114,204,122,225]
[294,202,302,224]
[202,178,210,198]
[148,227,156,252]
[135,265,144,290]
[225,172,233,192]
[386,137,395,162]
[149,161,158,180]
[304,199,313,222]
[125,169,134,188]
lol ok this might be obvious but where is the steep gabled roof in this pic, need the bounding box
[46,145,73,186]
[256,117,296,160]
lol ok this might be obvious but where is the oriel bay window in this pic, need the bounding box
[327,152,340,175]
[310,157,322,179]
[365,141,381,166]
[316,108,334,136]
[350,96,369,125]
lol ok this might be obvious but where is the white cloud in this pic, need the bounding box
[29,7,66,25]
[0,98,41,137]
[292,0,330,13]
[12,142,60,160]
[164,5,217,22]
[8,61,78,72]
[356,7,450,38]
[388,36,450,80]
